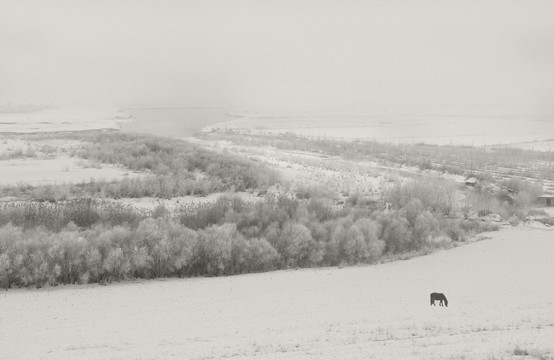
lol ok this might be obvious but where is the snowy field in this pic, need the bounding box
[0,156,142,187]
[0,107,132,133]
[0,137,142,187]
[205,112,554,147]
[1,226,553,360]
[491,140,554,152]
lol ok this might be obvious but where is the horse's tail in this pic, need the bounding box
[444,296,448,307]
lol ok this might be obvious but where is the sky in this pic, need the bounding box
[1,0,554,113]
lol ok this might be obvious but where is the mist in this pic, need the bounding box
[2,0,554,114]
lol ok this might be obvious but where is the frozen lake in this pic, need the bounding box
[206,111,554,147]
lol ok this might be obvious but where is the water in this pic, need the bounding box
[121,107,226,137]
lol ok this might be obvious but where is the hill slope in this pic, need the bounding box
[1,226,554,359]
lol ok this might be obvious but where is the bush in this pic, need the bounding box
[296,185,332,200]
[0,132,280,201]
[331,222,368,265]
[0,200,147,232]
[386,178,457,215]
[191,223,240,276]
[0,184,502,288]
[501,178,543,198]
[379,215,413,253]
[528,208,547,217]
[243,237,280,272]
[399,200,440,247]
[354,218,385,262]
[134,218,172,278]
[277,222,322,268]
[50,229,88,284]
[441,219,466,242]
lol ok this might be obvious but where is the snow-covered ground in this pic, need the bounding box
[0,156,142,186]
[189,137,465,203]
[492,140,554,152]
[0,106,132,133]
[2,226,553,360]
[205,112,554,147]
[0,136,143,187]
[105,191,262,216]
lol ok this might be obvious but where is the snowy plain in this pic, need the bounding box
[0,107,132,133]
[1,225,553,360]
[205,112,554,147]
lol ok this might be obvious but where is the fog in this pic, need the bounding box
[2,0,554,113]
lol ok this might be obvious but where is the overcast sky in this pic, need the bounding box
[1,0,553,113]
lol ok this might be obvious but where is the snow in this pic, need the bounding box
[0,156,141,186]
[107,192,262,215]
[0,137,143,187]
[1,226,553,359]
[0,107,132,133]
[205,113,554,146]
[493,140,554,152]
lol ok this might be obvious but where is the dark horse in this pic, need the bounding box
[430,292,448,307]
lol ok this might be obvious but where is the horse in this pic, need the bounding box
[430,292,448,307]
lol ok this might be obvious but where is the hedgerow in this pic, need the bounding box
[0,193,497,289]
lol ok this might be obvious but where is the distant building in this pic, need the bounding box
[536,194,554,207]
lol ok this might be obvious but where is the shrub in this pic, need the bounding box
[0,132,280,201]
[337,223,368,264]
[49,229,88,284]
[528,208,547,217]
[134,218,172,278]
[165,222,197,277]
[103,247,129,280]
[354,218,385,262]
[386,178,457,215]
[307,199,337,222]
[277,222,322,268]
[440,219,466,242]
[513,346,529,356]
[152,204,169,219]
[191,223,236,276]
[536,217,554,227]
[501,178,543,198]
[243,237,280,272]
[409,211,440,247]
[0,224,24,288]
[296,185,331,200]
[0,180,503,288]
[180,195,250,230]
[0,253,11,288]
[376,214,413,253]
